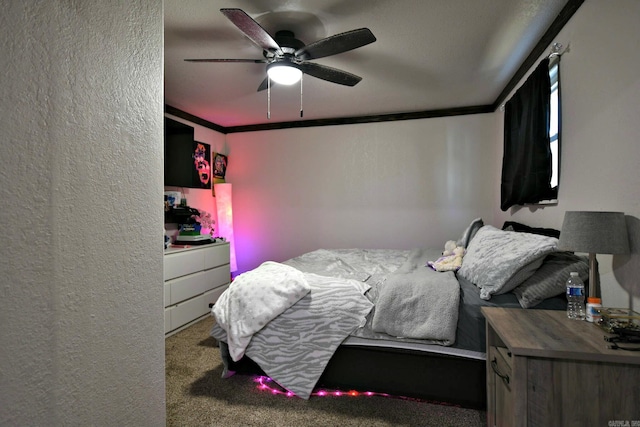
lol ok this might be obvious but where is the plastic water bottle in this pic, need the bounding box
[566,272,585,320]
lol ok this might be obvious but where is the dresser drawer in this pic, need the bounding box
[492,346,512,375]
[164,243,230,280]
[164,249,205,281]
[167,264,230,305]
[169,292,212,331]
[489,346,513,426]
[203,243,230,269]
[204,284,229,307]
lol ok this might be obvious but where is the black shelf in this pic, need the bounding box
[164,206,199,224]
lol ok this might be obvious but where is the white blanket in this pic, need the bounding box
[212,261,311,361]
[211,272,374,399]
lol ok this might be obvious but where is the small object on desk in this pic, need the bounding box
[596,307,640,333]
[565,271,585,320]
[585,297,602,323]
[164,191,182,207]
[604,326,640,351]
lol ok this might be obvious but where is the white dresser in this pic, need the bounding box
[164,242,230,336]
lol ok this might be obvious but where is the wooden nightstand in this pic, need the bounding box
[482,307,640,426]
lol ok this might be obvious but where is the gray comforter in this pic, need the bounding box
[371,248,460,345]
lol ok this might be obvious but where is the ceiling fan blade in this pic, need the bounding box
[220,8,281,53]
[257,77,268,92]
[185,58,267,63]
[295,28,376,60]
[257,77,277,92]
[299,62,362,86]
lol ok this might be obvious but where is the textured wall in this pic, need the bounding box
[225,114,496,274]
[0,2,165,425]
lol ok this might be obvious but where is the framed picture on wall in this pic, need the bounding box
[212,152,227,196]
[192,141,212,189]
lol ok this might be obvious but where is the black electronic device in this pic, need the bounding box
[164,205,199,224]
[164,117,212,189]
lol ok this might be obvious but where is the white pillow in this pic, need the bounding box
[458,225,558,300]
[457,217,484,248]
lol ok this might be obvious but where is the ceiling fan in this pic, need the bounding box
[185,8,376,92]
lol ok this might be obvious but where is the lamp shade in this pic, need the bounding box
[559,211,629,254]
[267,61,302,85]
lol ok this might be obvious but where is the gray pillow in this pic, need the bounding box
[512,252,589,308]
[458,225,558,300]
[457,217,484,248]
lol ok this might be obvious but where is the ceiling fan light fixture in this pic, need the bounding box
[266,62,302,85]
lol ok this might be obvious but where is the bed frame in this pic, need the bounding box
[221,290,568,409]
[227,344,486,409]
[220,226,572,409]
[318,345,486,408]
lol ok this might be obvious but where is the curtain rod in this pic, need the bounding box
[500,42,570,111]
[548,42,569,59]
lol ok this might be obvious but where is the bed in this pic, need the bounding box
[209,220,589,408]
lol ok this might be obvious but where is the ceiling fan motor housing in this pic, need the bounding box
[275,30,305,50]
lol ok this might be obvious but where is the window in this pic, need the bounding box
[500,57,557,211]
[549,62,560,190]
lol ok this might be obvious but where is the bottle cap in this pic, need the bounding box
[587,297,601,304]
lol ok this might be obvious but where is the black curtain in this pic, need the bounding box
[500,58,555,211]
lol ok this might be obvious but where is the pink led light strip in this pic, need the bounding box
[256,376,383,398]
[255,376,459,405]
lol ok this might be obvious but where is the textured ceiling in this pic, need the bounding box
[164,0,572,128]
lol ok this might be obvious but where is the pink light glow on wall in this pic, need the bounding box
[215,183,237,272]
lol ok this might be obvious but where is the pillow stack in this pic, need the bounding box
[452,219,589,307]
[457,225,558,301]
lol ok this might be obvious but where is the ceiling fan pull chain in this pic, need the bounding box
[300,74,304,118]
[267,76,271,119]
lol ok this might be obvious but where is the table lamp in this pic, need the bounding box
[559,211,629,298]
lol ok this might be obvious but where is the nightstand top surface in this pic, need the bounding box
[482,307,640,364]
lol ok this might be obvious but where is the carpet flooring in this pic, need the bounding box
[165,316,488,427]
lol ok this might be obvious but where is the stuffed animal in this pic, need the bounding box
[427,241,466,272]
[442,240,457,256]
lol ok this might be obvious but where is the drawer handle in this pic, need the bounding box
[490,357,510,386]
